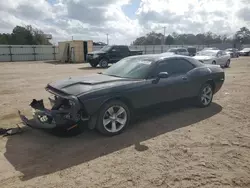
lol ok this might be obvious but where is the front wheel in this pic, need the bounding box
[212,61,216,65]
[96,100,130,136]
[196,83,214,108]
[99,59,109,68]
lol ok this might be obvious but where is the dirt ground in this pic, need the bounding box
[0,58,250,188]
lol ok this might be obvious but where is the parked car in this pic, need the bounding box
[225,48,239,58]
[87,45,143,68]
[19,54,225,136]
[167,48,189,56]
[193,50,231,67]
[238,48,250,56]
[187,46,197,56]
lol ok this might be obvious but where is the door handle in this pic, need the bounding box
[182,77,188,81]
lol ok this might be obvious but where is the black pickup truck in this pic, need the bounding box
[87,45,143,68]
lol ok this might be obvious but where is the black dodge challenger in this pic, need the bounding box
[19,54,225,136]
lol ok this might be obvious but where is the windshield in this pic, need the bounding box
[168,49,177,52]
[102,57,153,79]
[100,46,112,52]
[196,50,217,56]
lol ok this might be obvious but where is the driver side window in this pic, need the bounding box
[152,58,194,77]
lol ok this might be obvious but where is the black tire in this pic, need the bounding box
[225,59,230,68]
[196,83,214,108]
[96,100,131,136]
[99,59,109,68]
[212,61,216,65]
[90,62,98,68]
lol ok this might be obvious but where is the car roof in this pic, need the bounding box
[201,50,220,53]
[126,53,191,62]
[169,47,187,49]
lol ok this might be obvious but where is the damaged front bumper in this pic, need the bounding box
[18,90,88,130]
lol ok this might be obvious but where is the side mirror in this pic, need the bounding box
[152,72,169,84]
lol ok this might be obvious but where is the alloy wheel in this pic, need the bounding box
[102,105,127,133]
[201,85,213,106]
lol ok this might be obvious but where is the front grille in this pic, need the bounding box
[87,54,93,59]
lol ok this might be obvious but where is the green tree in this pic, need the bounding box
[235,27,250,44]
[165,35,174,45]
[0,25,51,45]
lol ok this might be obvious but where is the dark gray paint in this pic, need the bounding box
[47,55,225,115]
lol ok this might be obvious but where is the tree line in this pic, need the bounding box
[133,27,250,45]
[0,25,51,45]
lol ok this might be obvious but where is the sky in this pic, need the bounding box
[0,0,249,45]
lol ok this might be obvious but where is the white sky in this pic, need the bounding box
[0,0,249,44]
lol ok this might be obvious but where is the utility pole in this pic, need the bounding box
[106,34,109,45]
[162,26,166,45]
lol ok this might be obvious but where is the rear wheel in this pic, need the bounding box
[96,100,130,136]
[225,59,230,68]
[196,83,214,108]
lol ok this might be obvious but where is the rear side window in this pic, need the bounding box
[153,58,194,76]
[178,49,187,52]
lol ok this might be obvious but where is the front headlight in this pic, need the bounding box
[203,59,212,64]
[93,54,99,58]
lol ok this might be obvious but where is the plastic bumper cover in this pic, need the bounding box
[18,97,83,129]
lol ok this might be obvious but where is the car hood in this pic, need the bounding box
[88,51,105,55]
[47,74,140,96]
[193,56,214,60]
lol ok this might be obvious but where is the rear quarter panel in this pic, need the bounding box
[187,65,224,96]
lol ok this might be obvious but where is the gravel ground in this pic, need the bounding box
[0,58,250,188]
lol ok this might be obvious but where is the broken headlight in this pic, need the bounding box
[69,100,76,106]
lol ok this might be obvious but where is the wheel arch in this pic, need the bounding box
[100,56,110,62]
[102,96,134,111]
[205,79,215,92]
[87,96,134,130]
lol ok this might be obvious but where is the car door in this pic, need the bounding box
[183,49,189,56]
[119,46,129,60]
[221,51,229,65]
[108,46,120,63]
[148,58,195,104]
[166,58,196,99]
[216,51,224,65]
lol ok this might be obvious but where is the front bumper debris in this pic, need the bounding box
[18,110,57,129]
[18,98,83,130]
